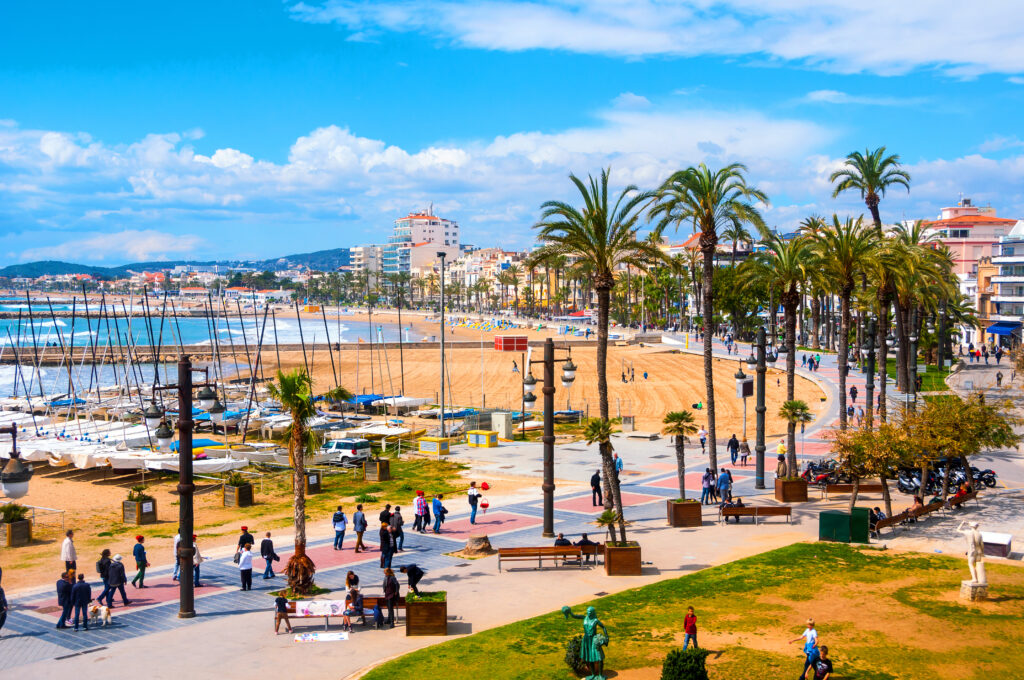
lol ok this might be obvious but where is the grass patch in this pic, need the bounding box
[269,585,332,599]
[406,591,447,603]
[885,359,951,392]
[363,543,1024,680]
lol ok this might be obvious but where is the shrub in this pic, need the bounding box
[0,503,29,523]
[355,493,377,504]
[127,485,154,502]
[564,635,587,676]
[406,590,446,603]
[661,647,710,680]
[225,472,248,487]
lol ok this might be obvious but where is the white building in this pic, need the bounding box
[383,209,460,274]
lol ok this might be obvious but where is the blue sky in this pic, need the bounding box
[2,0,1024,265]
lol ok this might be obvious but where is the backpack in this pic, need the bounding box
[372,604,385,629]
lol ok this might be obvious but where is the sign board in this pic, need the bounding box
[494,335,528,352]
[917,364,927,373]
[736,378,754,399]
[141,501,154,513]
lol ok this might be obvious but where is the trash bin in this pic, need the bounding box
[850,507,870,544]
[819,510,851,542]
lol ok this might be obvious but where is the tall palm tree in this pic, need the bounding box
[267,369,351,594]
[662,410,698,499]
[534,168,664,542]
[745,229,812,474]
[652,164,767,470]
[505,264,522,317]
[809,216,878,429]
[720,219,753,267]
[829,147,911,230]
[779,400,813,476]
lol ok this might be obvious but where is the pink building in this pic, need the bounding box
[923,198,1017,279]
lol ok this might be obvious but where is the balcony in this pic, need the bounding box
[992,255,1024,264]
[993,295,1024,304]
[992,275,1024,284]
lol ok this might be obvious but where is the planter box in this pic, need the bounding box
[0,519,31,547]
[305,471,322,495]
[363,460,391,482]
[775,479,808,503]
[604,543,642,576]
[122,499,158,525]
[223,483,254,508]
[666,500,702,527]
[405,600,448,636]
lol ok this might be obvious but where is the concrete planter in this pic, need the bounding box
[363,460,391,482]
[405,599,447,636]
[775,479,809,503]
[0,519,31,547]
[604,542,642,576]
[666,499,702,527]
[223,483,254,508]
[122,499,158,525]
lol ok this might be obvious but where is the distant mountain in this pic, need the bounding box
[0,248,351,279]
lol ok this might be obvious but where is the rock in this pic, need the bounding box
[462,534,496,556]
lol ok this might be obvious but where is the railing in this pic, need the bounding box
[1,501,66,532]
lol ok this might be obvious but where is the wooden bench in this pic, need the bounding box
[820,482,886,498]
[947,490,979,510]
[873,492,980,536]
[718,505,792,524]
[498,546,584,571]
[872,509,909,535]
[278,595,406,630]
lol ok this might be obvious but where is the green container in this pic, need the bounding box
[850,507,870,544]
[819,510,851,543]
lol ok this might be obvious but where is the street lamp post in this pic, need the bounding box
[437,252,447,442]
[862,319,876,429]
[908,308,919,412]
[754,327,767,489]
[735,363,752,442]
[526,337,573,537]
[0,425,32,499]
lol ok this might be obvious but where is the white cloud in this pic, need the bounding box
[20,230,205,262]
[612,92,652,109]
[1007,76,1024,85]
[290,0,1024,77]
[978,135,1024,153]
[803,90,926,107]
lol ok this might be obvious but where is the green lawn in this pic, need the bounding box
[365,543,1024,680]
[885,359,951,391]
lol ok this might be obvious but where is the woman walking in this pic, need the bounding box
[238,543,254,591]
[96,548,113,606]
[382,567,401,628]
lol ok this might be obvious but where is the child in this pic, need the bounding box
[274,594,292,635]
[683,606,698,649]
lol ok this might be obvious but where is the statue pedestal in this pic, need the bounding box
[959,580,988,602]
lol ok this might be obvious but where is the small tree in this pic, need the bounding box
[778,400,813,477]
[584,418,628,543]
[661,647,710,680]
[829,427,872,512]
[662,410,698,500]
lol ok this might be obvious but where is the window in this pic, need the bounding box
[951,229,970,238]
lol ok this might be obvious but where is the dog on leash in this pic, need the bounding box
[88,603,112,627]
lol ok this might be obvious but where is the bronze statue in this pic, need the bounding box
[563,605,609,680]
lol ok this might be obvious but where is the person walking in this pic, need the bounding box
[727,434,740,465]
[996,371,1004,387]
[379,504,393,526]
[95,548,113,607]
[382,567,400,628]
[106,555,131,607]
[717,467,732,503]
[61,529,77,575]
[467,482,481,524]
[849,385,858,404]
[432,494,445,534]
[855,405,864,427]
[739,439,750,466]
[353,504,368,552]
[260,532,277,579]
[332,506,348,550]
[590,470,602,506]
[131,536,148,588]
[698,426,707,453]
[237,543,254,591]
[399,564,425,595]
[390,506,405,552]
[70,573,91,631]
[683,606,698,649]
[172,533,181,581]
[811,645,833,679]
[192,535,204,587]
[613,453,623,480]
[413,491,427,533]
[56,571,72,629]
[274,593,293,635]
[379,523,394,568]
[700,468,713,505]
[0,581,7,638]
[791,618,820,680]
[237,526,254,552]
[996,347,1004,364]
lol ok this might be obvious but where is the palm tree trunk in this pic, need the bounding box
[675,437,687,499]
[838,288,851,430]
[286,419,316,594]
[596,281,626,542]
[877,296,891,423]
[811,295,821,349]
[701,246,718,470]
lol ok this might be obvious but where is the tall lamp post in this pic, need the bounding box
[437,252,447,442]
[908,308,919,412]
[146,357,215,619]
[0,425,32,499]
[753,327,767,489]
[525,338,574,537]
[735,362,752,442]
[862,319,876,429]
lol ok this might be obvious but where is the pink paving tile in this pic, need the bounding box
[24,577,229,617]
[554,492,663,514]
[646,471,751,490]
[278,540,382,570]
[428,511,541,540]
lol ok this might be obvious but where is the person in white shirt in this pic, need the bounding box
[61,530,77,574]
[237,543,254,591]
[172,533,181,581]
[467,481,481,524]
[790,618,819,680]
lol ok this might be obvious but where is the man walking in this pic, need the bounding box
[353,504,368,553]
[379,523,394,568]
[237,526,254,552]
[413,491,427,533]
[379,504,393,526]
[390,506,405,552]
[717,467,732,503]
[590,470,602,506]
[701,468,713,505]
[698,426,707,453]
[332,506,347,550]
[850,385,858,404]
[399,564,425,595]
[131,536,148,588]
[727,434,740,465]
[61,529,77,575]
[382,568,400,628]
[56,571,72,629]
[107,555,131,607]
[613,453,623,480]
[172,533,181,581]
[432,494,445,534]
[260,532,276,579]
[467,481,481,524]
[70,573,91,631]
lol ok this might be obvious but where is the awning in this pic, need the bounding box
[985,321,1021,336]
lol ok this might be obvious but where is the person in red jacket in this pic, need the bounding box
[683,606,698,649]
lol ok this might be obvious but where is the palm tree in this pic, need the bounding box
[583,418,623,543]
[504,264,522,317]
[778,400,813,477]
[829,147,911,230]
[652,164,767,471]
[534,168,664,542]
[720,219,753,267]
[809,216,878,429]
[745,229,812,472]
[662,410,698,499]
[267,369,351,594]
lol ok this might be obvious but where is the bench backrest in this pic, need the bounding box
[755,506,792,515]
[721,506,757,515]
[498,546,583,556]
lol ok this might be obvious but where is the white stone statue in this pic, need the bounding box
[957,521,987,585]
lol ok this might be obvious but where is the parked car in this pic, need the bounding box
[320,438,372,465]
